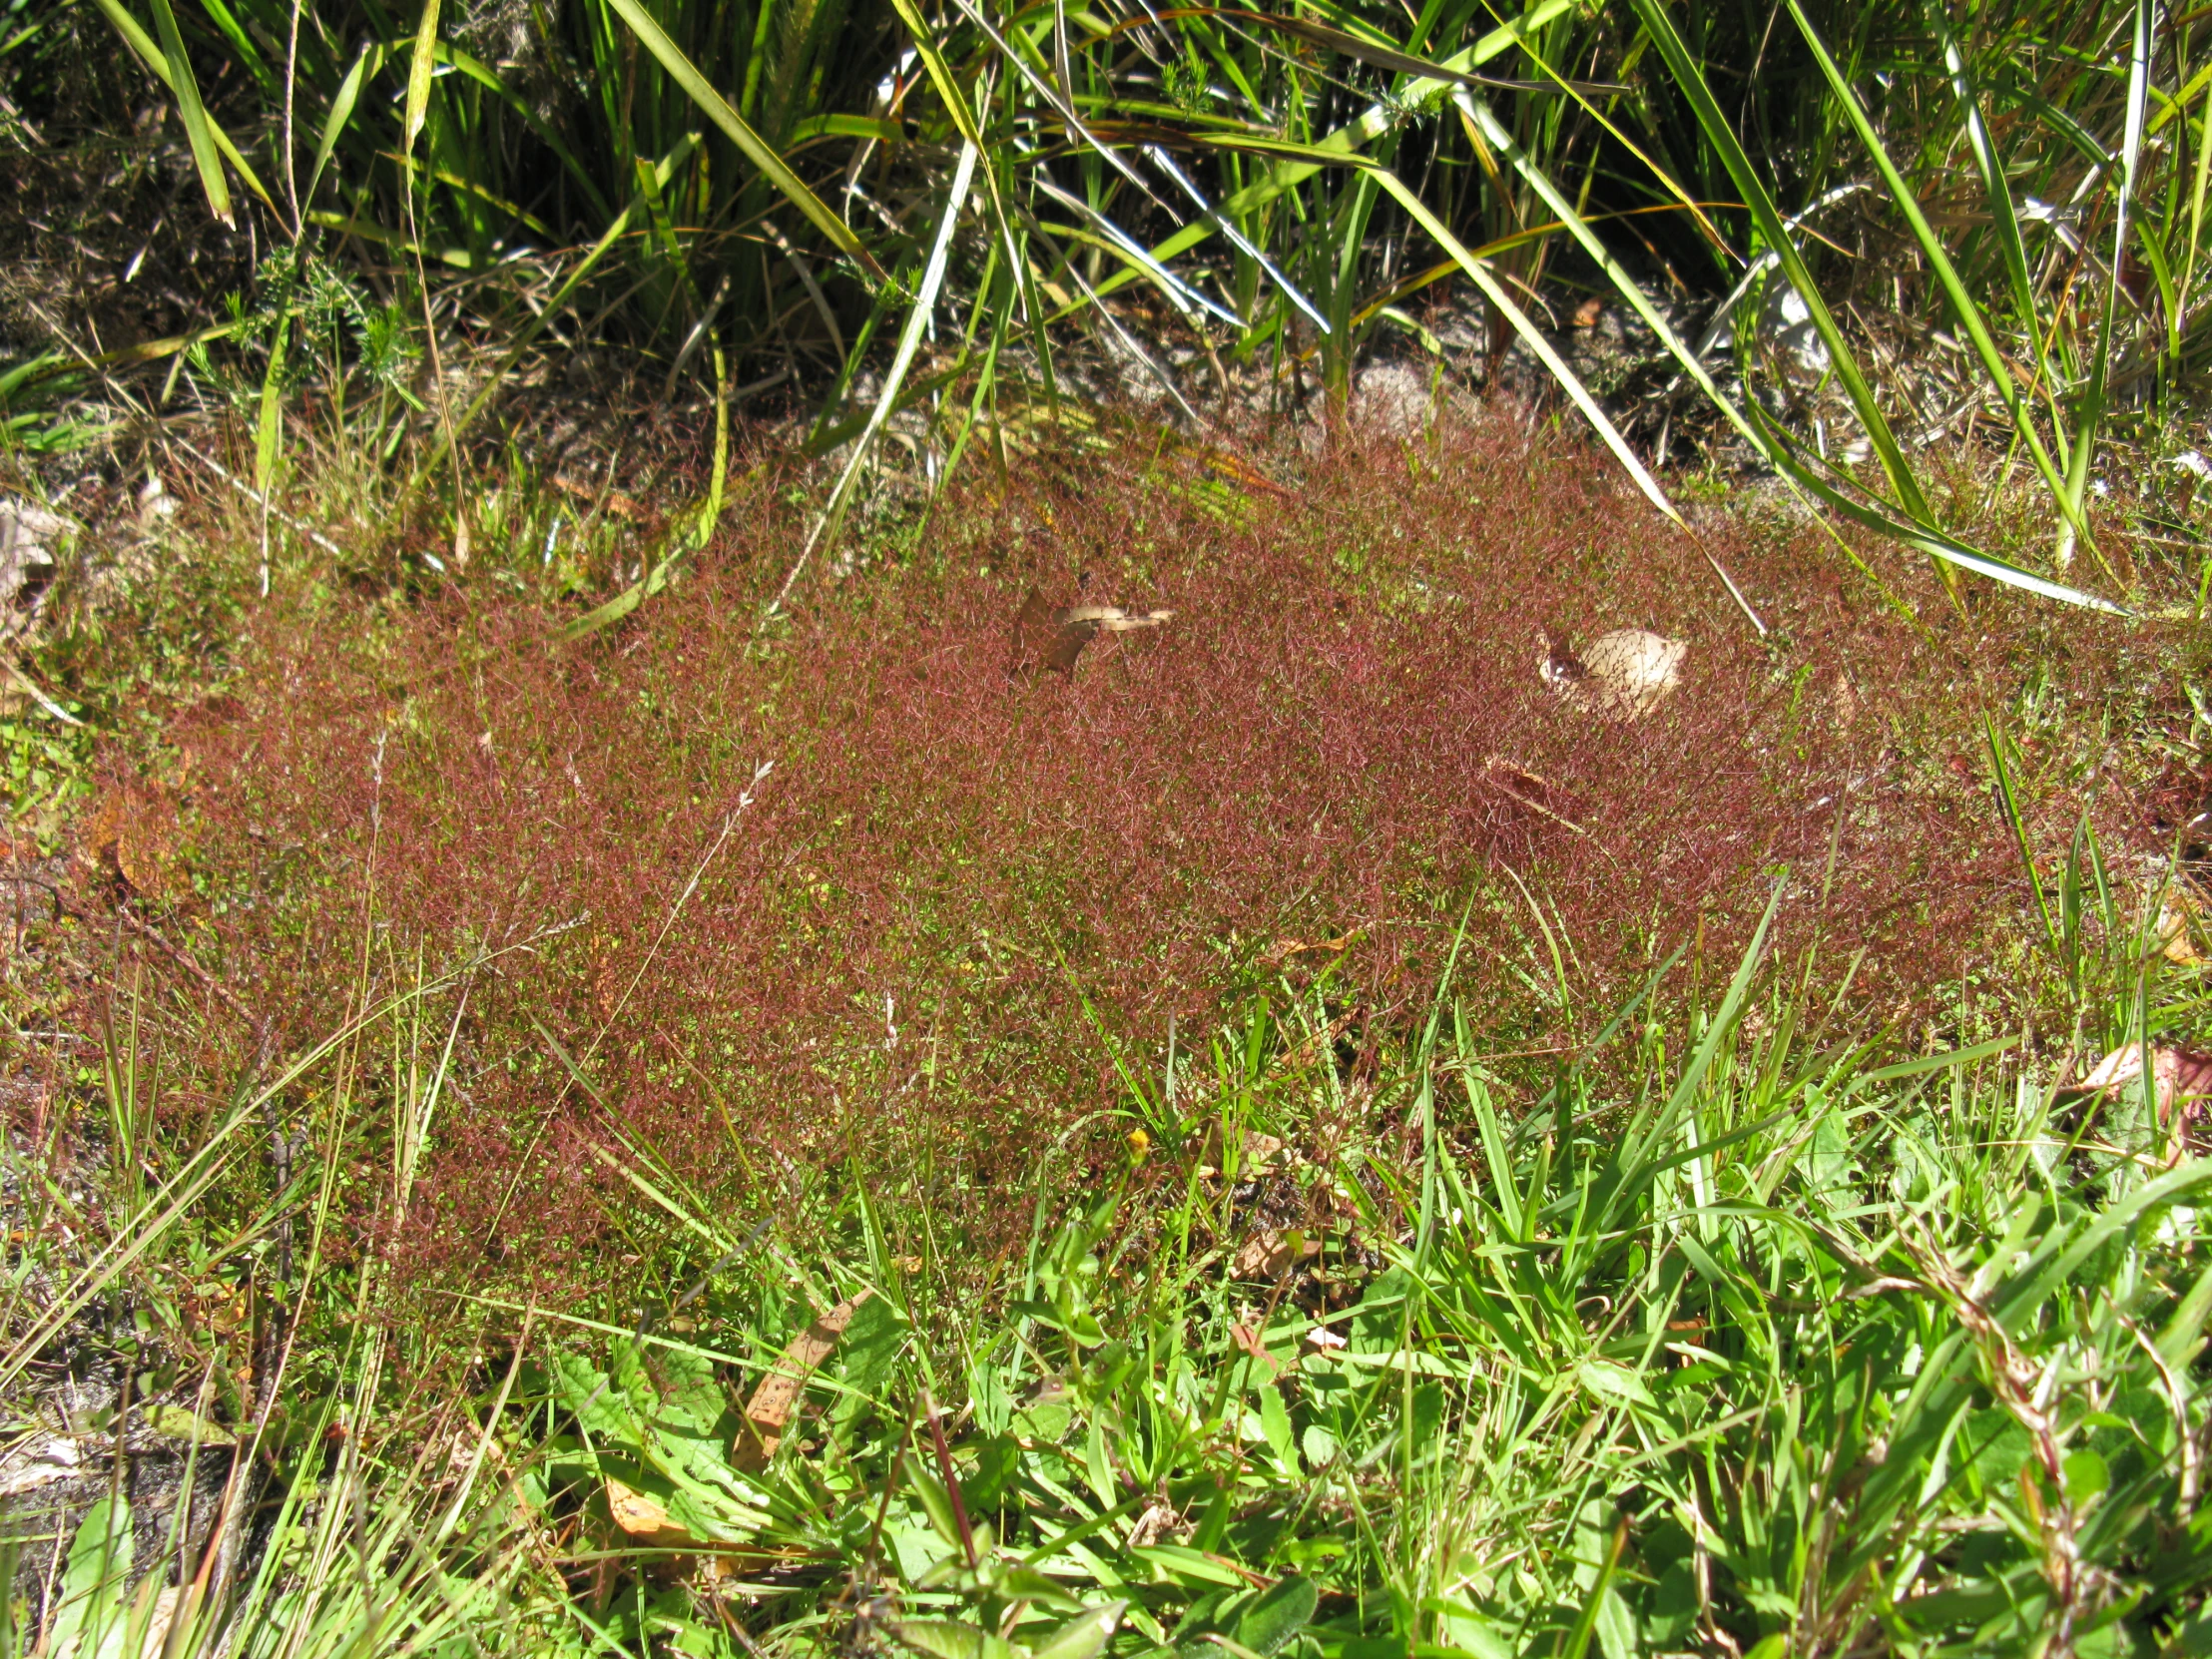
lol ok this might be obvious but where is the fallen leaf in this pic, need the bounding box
[0,1430,84,1498]
[0,499,63,644]
[1129,1501,1190,1547]
[1539,627,1685,720]
[605,1476,699,1547]
[1229,1322,1278,1376]
[1231,1228,1320,1281]
[1197,1126,1286,1179]
[85,783,181,899]
[135,1585,184,1659]
[1009,587,1175,679]
[141,1403,236,1445]
[137,476,178,532]
[1263,934,1356,965]
[733,1289,872,1470]
[2073,1043,2212,1163]
[2156,887,2201,964]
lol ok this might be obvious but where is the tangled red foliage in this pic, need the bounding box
[158,411,2157,1286]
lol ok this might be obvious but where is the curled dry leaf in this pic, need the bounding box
[1539,627,1686,720]
[0,1430,85,1498]
[1009,587,1175,679]
[0,497,65,644]
[605,1476,701,1548]
[136,1586,185,1659]
[1231,1227,1321,1282]
[1128,1501,1192,1547]
[1195,1126,1285,1180]
[1228,1322,1277,1377]
[2155,886,2201,965]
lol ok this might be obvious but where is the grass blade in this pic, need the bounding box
[1623,0,1939,548]
[770,139,980,615]
[1369,166,1685,533]
[90,0,270,210]
[147,0,232,224]
[1783,0,2093,565]
[599,0,884,282]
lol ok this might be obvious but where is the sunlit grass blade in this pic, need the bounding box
[769,139,980,615]
[89,0,271,211]
[601,0,885,283]
[402,0,440,162]
[2057,0,2153,570]
[1622,0,1940,540]
[147,0,232,224]
[1369,166,1746,619]
[1782,0,2094,567]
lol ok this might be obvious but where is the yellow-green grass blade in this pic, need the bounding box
[771,139,981,615]
[1368,167,1684,533]
[147,0,232,224]
[403,0,441,162]
[1091,0,1579,298]
[1744,398,2124,611]
[1624,0,1937,535]
[307,43,382,212]
[2058,0,2153,568]
[1936,20,2046,398]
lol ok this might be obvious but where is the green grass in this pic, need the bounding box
[7,768,2212,1655]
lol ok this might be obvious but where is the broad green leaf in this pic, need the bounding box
[1027,1602,1127,1659]
[1235,1577,1317,1657]
[896,1621,1020,1659]
[49,1495,132,1659]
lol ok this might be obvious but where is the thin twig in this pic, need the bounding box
[165,436,347,559]
[0,652,83,726]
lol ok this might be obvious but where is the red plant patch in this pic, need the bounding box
[141,411,2165,1290]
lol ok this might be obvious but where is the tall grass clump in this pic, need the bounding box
[31,0,2212,605]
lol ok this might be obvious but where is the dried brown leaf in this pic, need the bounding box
[1010,590,1175,678]
[2073,1042,2212,1163]
[732,1289,871,1470]
[606,1476,698,1547]
[85,783,180,899]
